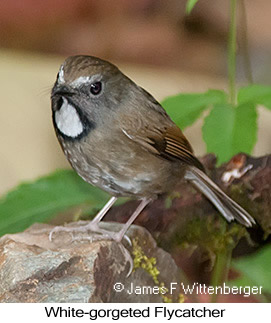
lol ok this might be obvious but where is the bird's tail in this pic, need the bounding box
[184,166,255,227]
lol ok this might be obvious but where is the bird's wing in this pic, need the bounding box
[120,111,205,172]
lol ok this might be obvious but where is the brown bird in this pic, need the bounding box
[50,55,255,243]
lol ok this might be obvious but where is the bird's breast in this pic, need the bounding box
[58,131,183,198]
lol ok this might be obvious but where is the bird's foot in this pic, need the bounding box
[49,221,131,245]
[49,221,103,242]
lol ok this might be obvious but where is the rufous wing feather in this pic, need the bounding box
[121,119,205,172]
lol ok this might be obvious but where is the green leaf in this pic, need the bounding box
[161,89,227,129]
[232,103,258,156]
[202,103,257,164]
[231,245,271,294]
[0,169,109,236]
[186,0,199,14]
[238,84,271,110]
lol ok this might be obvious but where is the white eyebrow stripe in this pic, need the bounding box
[58,65,65,83]
[70,75,101,87]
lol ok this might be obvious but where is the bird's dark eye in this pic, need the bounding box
[90,81,102,95]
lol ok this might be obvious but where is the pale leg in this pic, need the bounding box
[111,198,152,242]
[70,198,151,244]
[85,196,118,229]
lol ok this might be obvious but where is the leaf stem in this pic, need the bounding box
[228,0,237,105]
[210,247,233,302]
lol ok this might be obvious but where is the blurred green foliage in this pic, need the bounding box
[161,90,227,129]
[186,0,199,14]
[0,169,108,236]
[238,84,271,109]
[162,85,271,164]
[231,244,271,294]
[202,102,257,164]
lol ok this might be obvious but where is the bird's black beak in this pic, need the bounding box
[51,84,77,112]
[51,84,76,98]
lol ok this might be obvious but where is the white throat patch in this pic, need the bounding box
[55,97,84,138]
